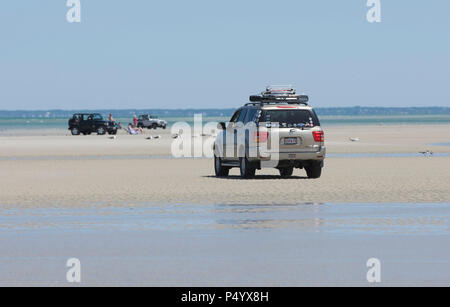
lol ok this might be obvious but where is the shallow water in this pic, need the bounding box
[430,142,450,147]
[1,203,449,286]
[2,115,450,131]
[328,152,450,158]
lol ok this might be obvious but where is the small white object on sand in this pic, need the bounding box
[419,150,433,156]
[349,137,360,142]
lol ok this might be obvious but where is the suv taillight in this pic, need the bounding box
[254,131,269,143]
[312,131,324,142]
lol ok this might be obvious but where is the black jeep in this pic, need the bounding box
[68,113,119,136]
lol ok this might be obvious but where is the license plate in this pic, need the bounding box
[284,137,297,145]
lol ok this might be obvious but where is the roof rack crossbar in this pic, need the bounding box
[249,95,309,105]
[245,101,309,107]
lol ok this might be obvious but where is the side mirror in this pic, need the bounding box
[217,122,226,130]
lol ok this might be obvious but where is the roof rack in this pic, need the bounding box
[248,85,309,105]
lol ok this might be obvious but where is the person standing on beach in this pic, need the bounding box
[133,115,138,128]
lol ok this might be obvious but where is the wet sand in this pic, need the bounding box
[1,156,450,207]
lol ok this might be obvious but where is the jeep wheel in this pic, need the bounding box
[279,167,294,178]
[152,124,157,129]
[97,126,106,135]
[305,161,322,179]
[71,128,80,136]
[239,157,255,179]
[214,155,230,177]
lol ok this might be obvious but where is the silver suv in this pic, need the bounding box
[213,86,325,179]
[137,114,167,129]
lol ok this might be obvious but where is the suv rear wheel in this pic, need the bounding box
[239,157,255,179]
[214,155,230,177]
[305,161,322,179]
[71,128,80,135]
[279,167,294,177]
[97,126,106,135]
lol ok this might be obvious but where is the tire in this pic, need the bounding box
[108,130,117,135]
[239,157,255,179]
[152,124,157,129]
[305,161,322,179]
[71,128,80,136]
[214,155,230,177]
[97,126,106,135]
[279,167,294,178]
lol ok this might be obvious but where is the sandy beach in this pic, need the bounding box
[1,124,450,207]
[1,124,449,286]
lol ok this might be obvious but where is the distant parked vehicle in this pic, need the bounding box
[68,113,119,136]
[137,114,167,129]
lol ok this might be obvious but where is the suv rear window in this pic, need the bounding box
[261,109,320,126]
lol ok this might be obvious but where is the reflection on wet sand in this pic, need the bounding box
[0,203,449,235]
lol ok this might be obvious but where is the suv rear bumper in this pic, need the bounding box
[248,146,326,162]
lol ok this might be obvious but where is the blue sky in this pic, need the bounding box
[0,0,449,110]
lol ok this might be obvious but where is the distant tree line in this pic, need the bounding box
[314,107,450,116]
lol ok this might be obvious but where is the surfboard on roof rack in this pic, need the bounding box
[249,85,309,105]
